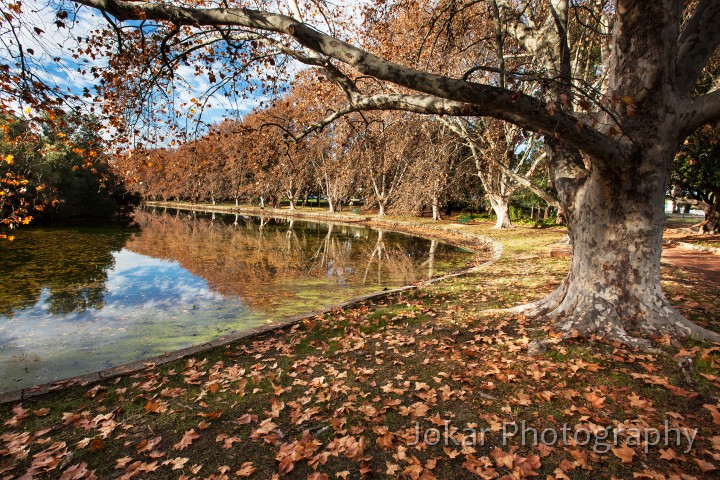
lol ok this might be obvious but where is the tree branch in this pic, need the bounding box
[676,0,720,93]
[682,89,720,135]
[74,0,620,160]
[495,156,559,207]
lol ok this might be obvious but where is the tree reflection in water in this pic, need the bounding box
[127,209,460,313]
[0,209,472,391]
[0,227,131,317]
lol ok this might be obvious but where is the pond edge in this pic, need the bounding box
[0,204,502,404]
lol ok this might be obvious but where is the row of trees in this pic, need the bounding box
[116,74,557,227]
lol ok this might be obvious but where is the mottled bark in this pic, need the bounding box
[488,195,512,229]
[431,197,442,221]
[519,147,720,345]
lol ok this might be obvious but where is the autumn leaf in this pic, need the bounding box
[58,462,93,480]
[658,448,684,462]
[144,400,162,414]
[198,410,223,420]
[386,461,401,475]
[173,430,200,451]
[307,473,329,480]
[612,443,635,464]
[236,461,256,477]
[161,457,189,470]
[585,391,606,409]
[89,438,104,452]
[545,99,558,116]
[237,413,258,424]
[695,458,718,473]
[704,404,720,425]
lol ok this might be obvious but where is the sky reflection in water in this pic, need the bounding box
[0,209,473,391]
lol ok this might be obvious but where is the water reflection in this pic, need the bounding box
[1,228,130,317]
[0,209,472,391]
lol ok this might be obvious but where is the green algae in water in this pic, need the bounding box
[0,209,473,392]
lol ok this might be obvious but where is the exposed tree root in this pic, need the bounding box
[503,280,720,351]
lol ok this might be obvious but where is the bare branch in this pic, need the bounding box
[74,0,619,160]
[495,155,559,207]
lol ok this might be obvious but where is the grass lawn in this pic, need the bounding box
[1,218,719,479]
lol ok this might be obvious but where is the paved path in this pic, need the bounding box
[662,246,720,285]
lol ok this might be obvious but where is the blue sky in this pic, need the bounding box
[4,0,288,144]
[3,0,371,146]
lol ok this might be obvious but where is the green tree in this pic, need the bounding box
[673,124,720,233]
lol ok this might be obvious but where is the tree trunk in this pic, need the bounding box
[520,151,720,346]
[489,196,512,229]
[431,197,442,221]
[556,207,567,225]
[328,198,336,213]
[235,197,239,207]
[288,197,296,210]
[378,202,386,217]
[259,197,266,209]
[698,195,719,234]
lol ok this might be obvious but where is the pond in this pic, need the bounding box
[0,208,474,392]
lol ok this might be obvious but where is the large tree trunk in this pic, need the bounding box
[488,195,511,229]
[328,197,336,213]
[520,149,720,346]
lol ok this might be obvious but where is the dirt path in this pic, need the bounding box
[662,246,720,285]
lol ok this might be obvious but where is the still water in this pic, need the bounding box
[0,208,473,392]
